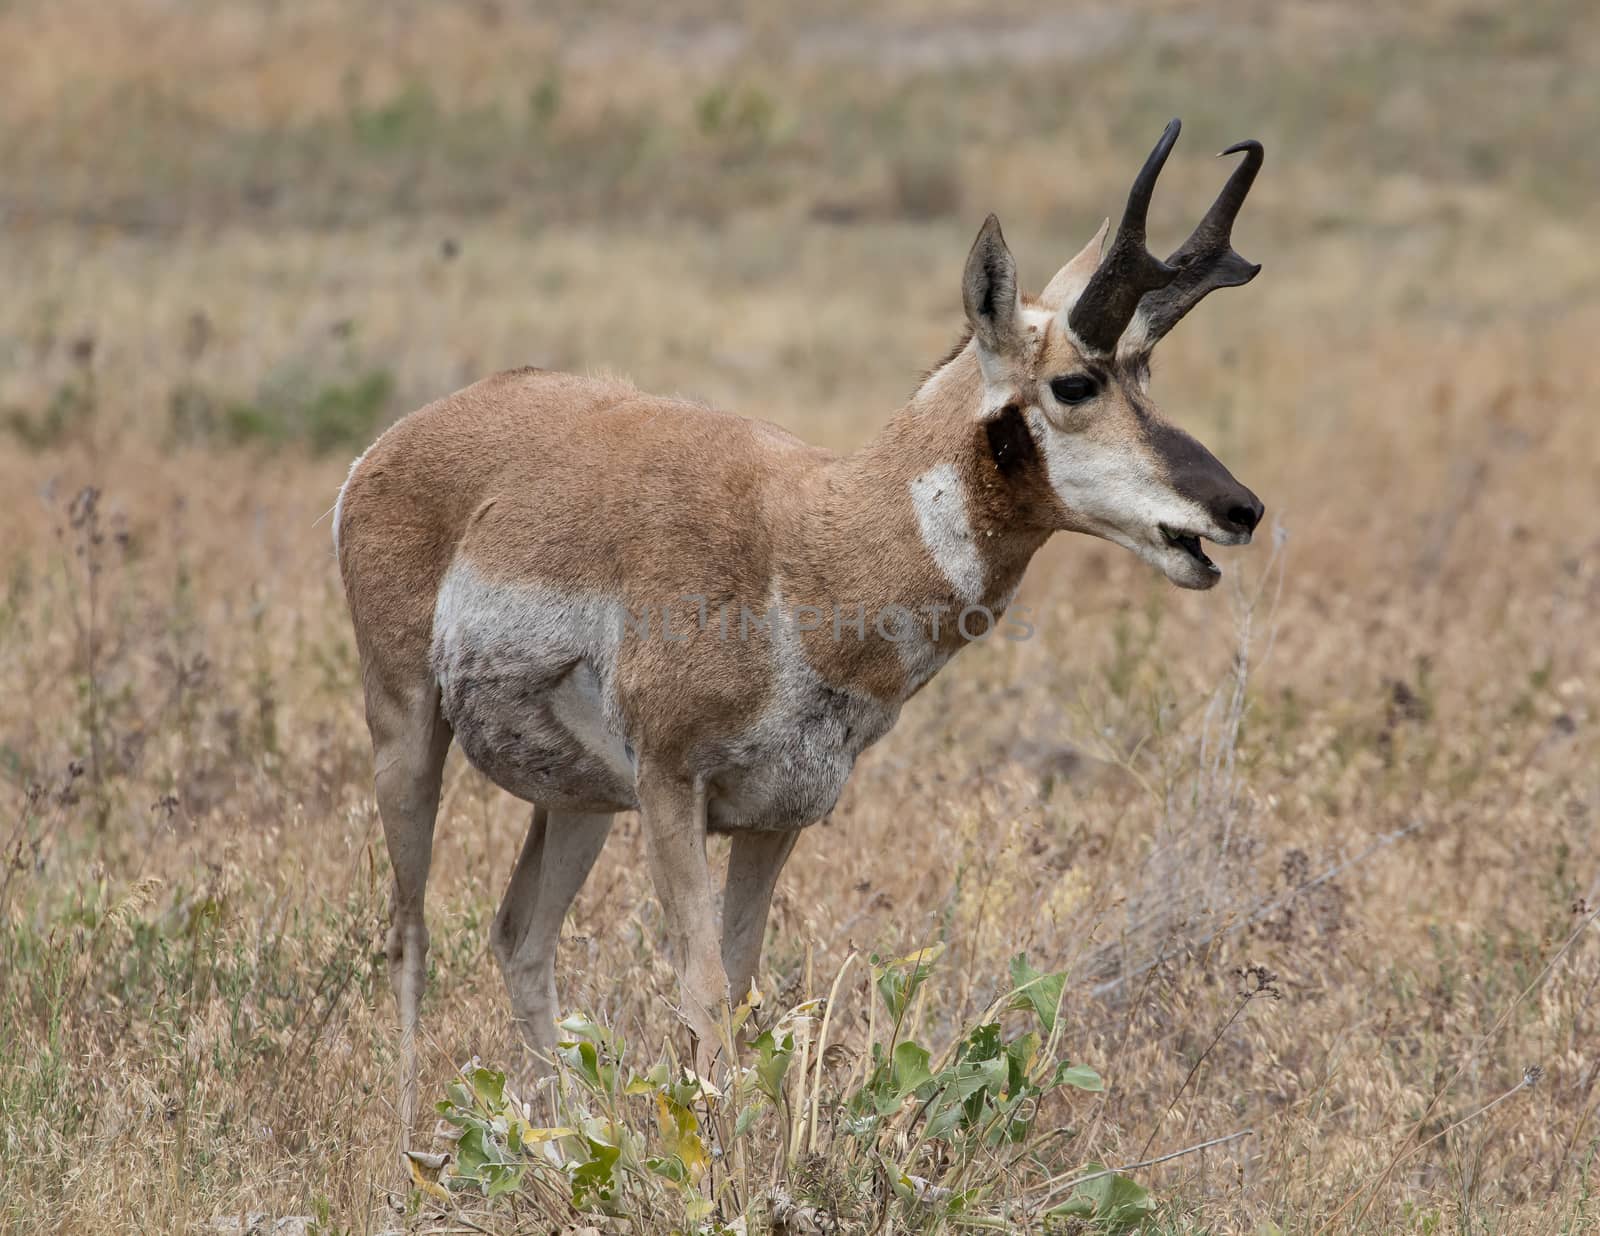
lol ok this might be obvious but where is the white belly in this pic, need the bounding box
[702,593,901,829]
[432,565,637,812]
[430,564,901,827]
[704,679,899,831]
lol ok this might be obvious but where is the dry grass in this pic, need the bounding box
[3,1,1599,1231]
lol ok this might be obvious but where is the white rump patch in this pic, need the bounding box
[909,464,986,606]
[331,445,371,555]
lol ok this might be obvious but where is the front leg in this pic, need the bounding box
[638,763,728,1074]
[722,829,800,1006]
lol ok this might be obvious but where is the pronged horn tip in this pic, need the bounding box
[1121,117,1183,242]
[1197,140,1263,243]
[1135,137,1266,348]
[1067,119,1185,356]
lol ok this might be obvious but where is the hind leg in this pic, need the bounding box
[366,671,452,1148]
[491,808,614,1061]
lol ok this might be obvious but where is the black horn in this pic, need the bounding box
[1066,118,1183,356]
[1136,139,1264,348]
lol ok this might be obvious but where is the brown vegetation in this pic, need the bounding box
[2,1,1598,1231]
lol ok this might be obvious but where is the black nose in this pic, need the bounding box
[1220,493,1264,537]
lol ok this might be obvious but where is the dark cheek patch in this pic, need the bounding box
[986,404,1037,477]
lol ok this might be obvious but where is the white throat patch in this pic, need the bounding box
[909,463,985,606]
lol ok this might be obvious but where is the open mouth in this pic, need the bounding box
[1160,525,1220,576]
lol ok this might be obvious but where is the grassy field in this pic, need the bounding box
[3,0,1600,1231]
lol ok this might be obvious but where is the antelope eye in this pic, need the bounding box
[1050,374,1098,405]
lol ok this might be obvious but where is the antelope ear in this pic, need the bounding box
[1040,218,1110,310]
[962,214,1023,357]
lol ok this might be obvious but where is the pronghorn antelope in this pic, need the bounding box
[335,118,1265,1134]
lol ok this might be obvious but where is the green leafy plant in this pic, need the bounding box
[5,379,96,450]
[1048,1168,1156,1232]
[169,366,395,455]
[349,81,440,149]
[412,952,1144,1232]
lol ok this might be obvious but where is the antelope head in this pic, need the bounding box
[962,118,1265,589]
